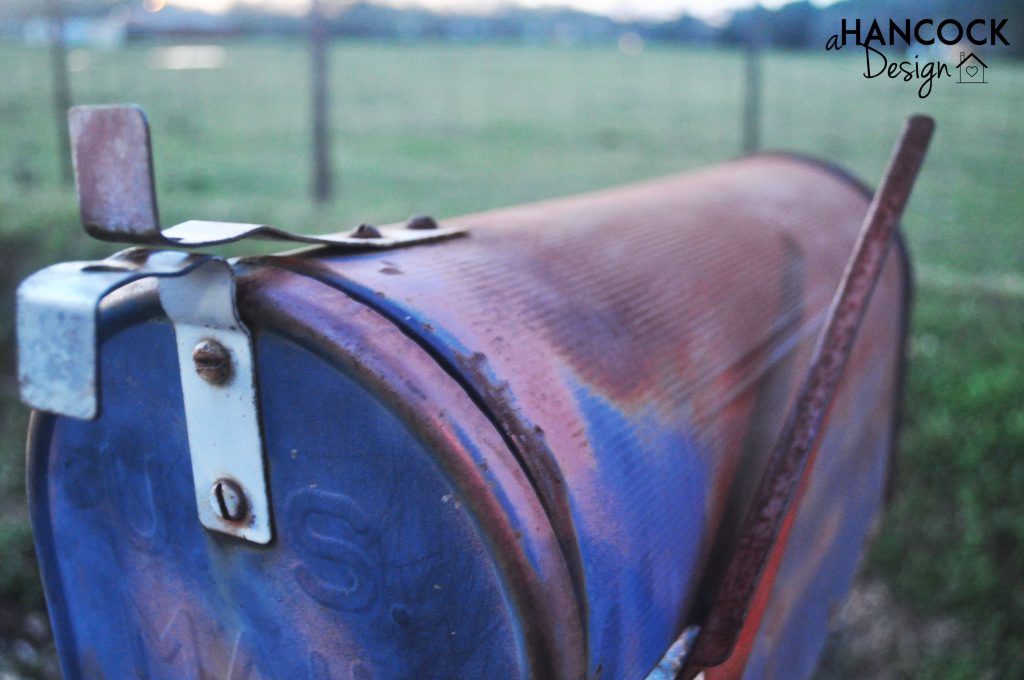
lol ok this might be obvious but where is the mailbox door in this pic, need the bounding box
[28,272,584,680]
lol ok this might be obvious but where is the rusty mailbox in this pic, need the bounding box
[16,107,932,679]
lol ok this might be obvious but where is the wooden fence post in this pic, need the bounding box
[310,0,334,203]
[49,0,73,186]
[742,8,764,154]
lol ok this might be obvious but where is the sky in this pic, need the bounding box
[165,0,830,22]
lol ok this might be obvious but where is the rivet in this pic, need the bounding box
[211,478,249,523]
[192,339,232,385]
[406,215,438,230]
[352,223,382,239]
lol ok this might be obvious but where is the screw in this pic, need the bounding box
[406,215,438,230]
[211,478,249,523]
[192,339,232,385]
[352,223,382,239]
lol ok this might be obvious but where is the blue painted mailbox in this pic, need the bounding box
[16,107,931,679]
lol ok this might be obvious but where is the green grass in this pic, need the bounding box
[870,286,1024,678]
[0,40,1022,677]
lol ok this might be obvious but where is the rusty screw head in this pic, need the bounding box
[211,478,249,523]
[352,223,382,239]
[192,339,232,385]
[406,215,438,231]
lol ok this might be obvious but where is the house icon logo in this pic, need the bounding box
[956,52,988,84]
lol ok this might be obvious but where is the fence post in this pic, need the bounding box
[310,0,334,203]
[49,0,73,186]
[742,8,764,154]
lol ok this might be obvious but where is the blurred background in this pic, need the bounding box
[0,0,1021,678]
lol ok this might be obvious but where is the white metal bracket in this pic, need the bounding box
[159,261,272,544]
[17,249,273,544]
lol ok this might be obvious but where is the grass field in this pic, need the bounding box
[0,40,1022,678]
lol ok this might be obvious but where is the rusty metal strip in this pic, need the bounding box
[687,115,935,670]
[160,219,465,248]
[70,105,161,241]
[69,106,466,249]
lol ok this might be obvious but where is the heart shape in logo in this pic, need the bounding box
[966,65,979,77]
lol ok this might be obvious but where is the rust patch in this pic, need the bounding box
[453,349,586,621]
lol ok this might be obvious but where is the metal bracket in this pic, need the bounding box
[159,261,272,544]
[18,249,208,420]
[70,105,466,249]
[18,102,476,546]
[645,626,702,680]
[17,249,273,544]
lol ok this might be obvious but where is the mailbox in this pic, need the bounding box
[17,107,931,679]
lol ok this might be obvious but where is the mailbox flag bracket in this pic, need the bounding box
[17,249,273,544]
